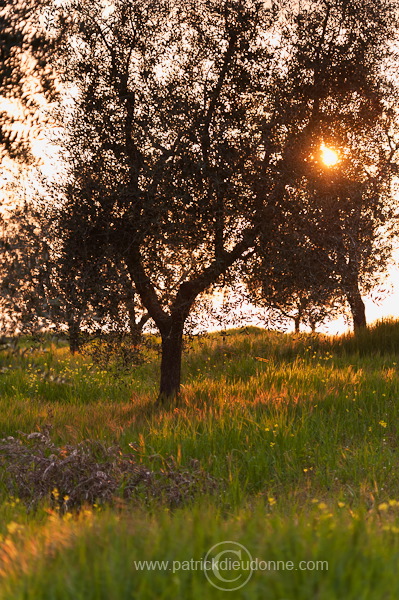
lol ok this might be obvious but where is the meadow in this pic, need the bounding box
[1,321,399,598]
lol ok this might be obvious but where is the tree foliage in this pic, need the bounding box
[0,0,60,162]
[245,0,399,331]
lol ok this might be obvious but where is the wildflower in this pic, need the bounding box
[7,522,20,534]
[382,525,399,533]
[378,502,389,511]
[268,497,276,506]
[379,421,387,428]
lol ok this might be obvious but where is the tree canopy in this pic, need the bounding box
[245,0,399,331]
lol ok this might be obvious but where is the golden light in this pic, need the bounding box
[320,143,339,167]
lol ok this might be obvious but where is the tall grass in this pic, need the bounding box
[0,320,399,598]
[3,503,399,599]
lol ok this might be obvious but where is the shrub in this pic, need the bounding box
[0,430,218,511]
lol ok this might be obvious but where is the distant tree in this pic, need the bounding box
[247,0,399,332]
[44,0,399,402]
[0,0,63,340]
[244,209,344,332]
[0,198,149,351]
[301,153,398,331]
[247,160,398,333]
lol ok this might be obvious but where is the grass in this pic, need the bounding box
[1,320,399,598]
[3,504,399,600]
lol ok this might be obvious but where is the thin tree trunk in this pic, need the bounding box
[125,297,143,344]
[67,317,81,354]
[346,285,367,332]
[131,312,150,342]
[157,320,184,404]
[294,315,300,333]
[125,298,137,338]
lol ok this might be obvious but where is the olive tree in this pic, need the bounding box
[47,0,398,401]
[245,0,399,331]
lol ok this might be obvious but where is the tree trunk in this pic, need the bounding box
[127,306,142,345]
[131,312,150,343]
[67,317,81,354]
[346,286,367,332]
[125,298,138,340]
[294,315,300,333]
[157,321,184,405]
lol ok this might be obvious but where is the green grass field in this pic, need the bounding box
[1,321,399,599]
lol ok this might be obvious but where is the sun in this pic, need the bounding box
[320,143,339,167]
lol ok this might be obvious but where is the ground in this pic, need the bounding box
[0,322,399,598]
